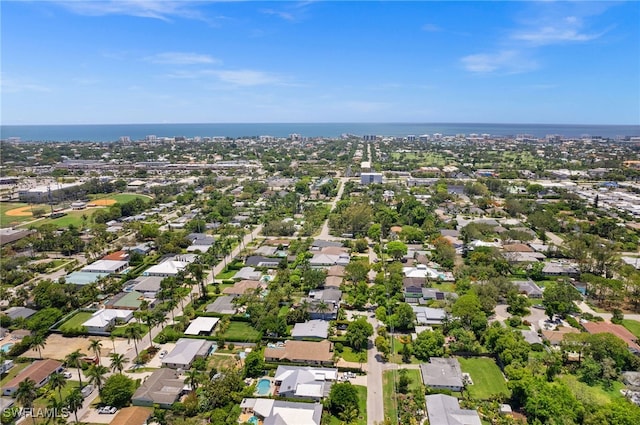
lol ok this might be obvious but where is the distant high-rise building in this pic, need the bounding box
[119,136,131,142]
[145,135,158,142]
[360,172,383,185]
[407,135,417,142]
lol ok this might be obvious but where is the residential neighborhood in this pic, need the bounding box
[2,132,640,425]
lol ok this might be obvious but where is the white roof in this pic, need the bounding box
[184,317,219,335]
[82,260,127,273]
[83,309,132,328]
[144,260,188,276]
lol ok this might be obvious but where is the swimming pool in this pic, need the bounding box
[1,343,14,353]
[248,416,259,425]
[256,379,271,396]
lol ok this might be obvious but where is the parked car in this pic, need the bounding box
[62,372,73,379]
[98,406,117,414]
[159,350,168,359]
[80,385,94,398]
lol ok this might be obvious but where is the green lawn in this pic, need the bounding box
[459,357,510,400]
[431,282,456,293]
[559,375,625,406]
[208,353,239,371]
[25,209,91,229]
[277,305,290,317]
[340,347,367,364]
[328,384,367,425]
[382,369,423,425]
[218,321,262,342]
[215,269,237,280]
[89,193,152,203]
[622,319,640,339]
[0,202,43,227]
[58,311,93,331]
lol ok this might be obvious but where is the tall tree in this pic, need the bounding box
[86,364,109,391]
[16,379,38,425]
[30,332,46,359]
[48,372,66,402]
[124,324,143,360]
[65,388,84,424]
[65,350,85,388]
[88,339,102,365]
[109,353,126,375]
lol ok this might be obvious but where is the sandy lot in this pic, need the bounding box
[41,334,119,361]
[90,199,117,206]
[5,206,33,217]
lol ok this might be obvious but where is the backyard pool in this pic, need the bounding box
[256,379,271,396]
[1,343,14,353]
[248,416,259,425]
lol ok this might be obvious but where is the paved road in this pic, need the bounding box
[318,177,349,240]
[366,315,384,425]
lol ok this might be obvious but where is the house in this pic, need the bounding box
[1,359,15,374]
[420,358,464,391]
[361,172,383,185]
[4,306,37,321]
[274,366,337,400]
[64,271,109,286]
[582,322,640,353]
[223,280,264,296]
[541,327,580,346]
[132,368,186,408]
[82,260,128,274]
[245,256,281,268]
[142,261,187,277]
[305,289,341,320]
[102,250,130,262]
[291,320,329,340]
[109,407,153,425]
[240,398,322,425]
[326,266,345,277]
[162,338,214,369]
[403,264,451,281]
[513,280,543,298]
[309,253,350,267]
[425,394,481,425]
[264,340,334,366]
[184,317,219,336]
[312,240,343,249]
[2,359,64,396]
[105,291,154,311]
[82,309,133,333]
[132,276,164,296]
[233,267,263,281]
[542,262,579,278]
[205,296,237,315]
[412,306,446,325]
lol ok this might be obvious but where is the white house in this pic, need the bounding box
[82,309,133,333]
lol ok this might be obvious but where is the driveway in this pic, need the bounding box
[365,315,384,425]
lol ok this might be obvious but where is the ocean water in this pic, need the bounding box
[1,122,639,142]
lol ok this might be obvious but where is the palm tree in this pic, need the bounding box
[65,388,84,424]
[124,323,143,360]
[86,364,108,391]
[88,339,102,365]
[185,369,200,391]
[45,394,66,425]
[16,378,37,425]
[109,353,126,374]
[30,332,46,359]
[65,350,85,388]
[109,334,117,354]
[314,300,331,319]
[48,372,66,402]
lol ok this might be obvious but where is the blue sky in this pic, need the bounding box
[2,0,639,125]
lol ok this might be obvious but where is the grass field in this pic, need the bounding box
[459,357,510,400]
[25,209,91,229]
[89,193,152,203]
[559,375,624,406]
[218,321,262,342]
[622,319,640,339]
[58,311,93,332]
[111,323,150,338]
[208,353,239,371]
[0,202,47,227]
[327,385,367,425]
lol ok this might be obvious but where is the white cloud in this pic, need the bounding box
[210,69,280,86]
[461,50,538,74]
[146,52,218,65]
[53,0,212,22]
[261,8,295,22]
[512,25,605,45]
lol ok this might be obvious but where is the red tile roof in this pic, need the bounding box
[582,322,640,351]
